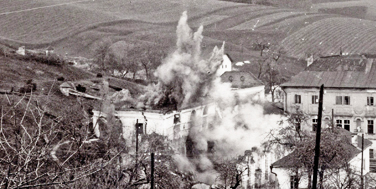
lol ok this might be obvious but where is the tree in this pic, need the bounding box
[253,39,270,57]
[128,44,166,81]
[266,110,361,189]
[214,157,248,189]
[259,45,287,102]
[94,37,113,71]
[0,87,124,188]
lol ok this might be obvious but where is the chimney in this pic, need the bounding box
[306,54,314,67]
[351,135,359,148]
[365,59,373,74]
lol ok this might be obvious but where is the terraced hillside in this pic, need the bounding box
[281,17,376,58]
[1,0,376,61]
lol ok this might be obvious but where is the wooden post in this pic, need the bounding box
[313,84,324,189]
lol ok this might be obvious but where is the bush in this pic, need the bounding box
[19,79,37,93]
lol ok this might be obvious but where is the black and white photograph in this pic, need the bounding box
[1,0,376,188]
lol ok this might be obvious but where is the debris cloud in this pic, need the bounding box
[140,11,281,185]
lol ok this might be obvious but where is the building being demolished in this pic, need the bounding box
[91,11,281,187]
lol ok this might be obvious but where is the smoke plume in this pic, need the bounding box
[138,11,224,109]
[140,11,281,185]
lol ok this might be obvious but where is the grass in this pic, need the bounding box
[228,11,305,30]
[318,6,367,19]
[0,55,94,90]
[1,0,376,74]
[0,4,117,43]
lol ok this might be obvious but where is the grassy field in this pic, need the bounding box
[1,0,376,64]
[281,17,376,58]
[311,0,376,20]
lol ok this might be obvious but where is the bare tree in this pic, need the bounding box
[128,44,166,81]
[266,110,361,188]
[0,87,124,188]
[94,37,113,71]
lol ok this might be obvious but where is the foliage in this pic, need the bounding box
[266,110,361,188]
[214,157,247,189]
[127,44,167,81]
[258,44,287,102]
[94,37,113,72]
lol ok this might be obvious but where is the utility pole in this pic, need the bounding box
[313,84,324,189]
[151,152,155,189]
[361,134,364,189]
[332,109,334,132]
[135,119,139,165]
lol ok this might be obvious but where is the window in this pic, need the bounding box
[344,120,350,131]
[294,94,301,104]
[368,97,374,106]
[336,96,350,105]
[336,96,342,105]
[312,119,318,131]
[368,120,374,134]
[240,76,245,82]
[290,175,299,189]
[344,96,350,105]
[229,76,233,82]
[336,120,342,128]
[324,117,331,128]
[371,149,374,159]
[312,95,318,104]
[174,114,181,124]
[136,123,144,135]
[203,106,208,115]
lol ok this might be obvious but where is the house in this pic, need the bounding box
[216,54,233,76]
[271,128,372,189]
[277,54,376,185]
[92,103,217,154]
[280,55,376,134]
[221,71,265,101]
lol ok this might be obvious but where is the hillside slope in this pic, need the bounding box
[1,0,376,61]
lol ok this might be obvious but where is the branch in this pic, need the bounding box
[14,150,123,189]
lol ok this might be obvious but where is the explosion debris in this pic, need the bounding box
[138,11,225,110]
[132,11,282,185]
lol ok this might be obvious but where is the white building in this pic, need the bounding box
[92,103,217,150]
[216,54,233,76]
[271,131,372,189]
[220,70,265,101]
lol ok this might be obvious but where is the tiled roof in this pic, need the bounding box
[272,128,372,168]
[281,56,376,89]
[221,71,264,88]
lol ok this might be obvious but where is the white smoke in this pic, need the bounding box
[149,11,224,108]
[144,11,281,185]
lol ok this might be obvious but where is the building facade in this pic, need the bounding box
[277,55,376,188]
[221,70,265,101]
